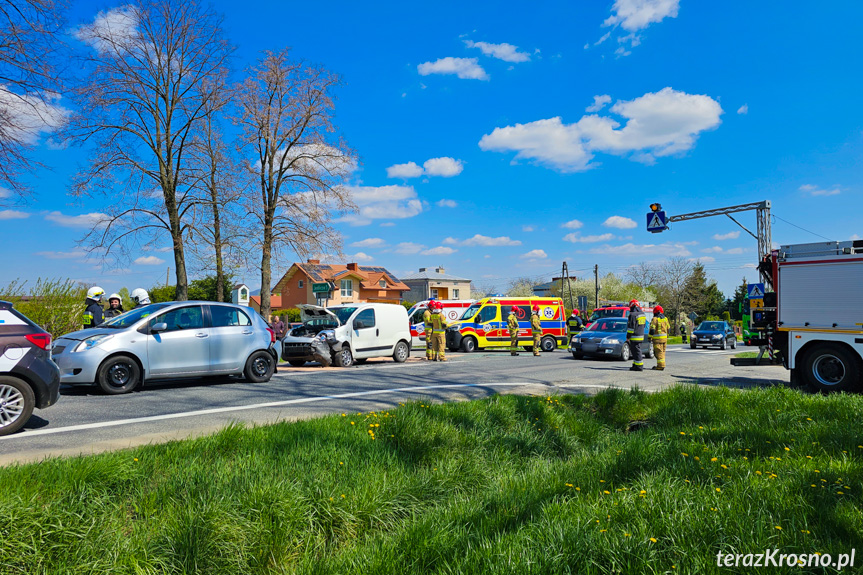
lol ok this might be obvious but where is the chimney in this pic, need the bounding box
[347,262,358,271]
[435,266,446,274]
[307,259,320,265]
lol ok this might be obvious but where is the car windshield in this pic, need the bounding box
[330,306,359,325]
[698,322,724,331]
[101,303,171,328]
[462,303,481,320]
[587,319,627,333]
[589,308,626,322]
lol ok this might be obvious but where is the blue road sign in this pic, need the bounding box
[747,283,765,299]
[646,211,668,233]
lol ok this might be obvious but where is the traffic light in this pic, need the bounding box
[649,203,662,212]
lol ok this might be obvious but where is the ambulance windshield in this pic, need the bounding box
[462,304,481,320]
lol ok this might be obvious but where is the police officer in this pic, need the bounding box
[103,293,125,319]
[429,300,448,362]
[567,309,584,337]
[649,304,670,371]
[423,304,433,360]
[530,304,543,356]
[625,299,646,371]
[83,286,105,329]
[507,305,520,356]
[130,288,151,306]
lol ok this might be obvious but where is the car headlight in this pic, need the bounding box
[602,337,622,344]
[317,330,335,341]
[73,334,113,352]
[712,334,722,339]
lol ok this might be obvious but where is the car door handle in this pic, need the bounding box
[376,328,379,337]
[242,330,253,335]
[195,332,209,338]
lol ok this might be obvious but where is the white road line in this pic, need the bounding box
[1,382,547,441]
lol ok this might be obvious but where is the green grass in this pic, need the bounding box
[736,351,759,359]
[1,386,862,574]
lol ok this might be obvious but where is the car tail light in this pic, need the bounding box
[267,327,275,343]
[26,333,52,350]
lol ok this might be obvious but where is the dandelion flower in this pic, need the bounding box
[784,447,790,451]
[576,487,581,491]
[775,526,782,530]
[603,490,611,494]
[681,453,689,457]
[711,457,718,462]
[716,488,722,493]
[650,537,657,543]
[565,483,573,487]
[133,458,138,462]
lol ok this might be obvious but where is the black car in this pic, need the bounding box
[691,321,737,350]
[569,318,653,361]
[0,301,61,436]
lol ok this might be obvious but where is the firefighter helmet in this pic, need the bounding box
[532,304,540,313]
[108,293,122,304]
[511,306,518,313]
[571,309,579,316]
[654,305,664,314]
[87,286,105,301]
[131,288,151,305]
[629,299,639,308]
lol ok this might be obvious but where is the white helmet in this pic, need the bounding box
[131,288,150,305]
[87,286,105,301]
[108,293,122,303]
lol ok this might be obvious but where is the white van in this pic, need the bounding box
[281,303,411,367]
[407,299,475,348]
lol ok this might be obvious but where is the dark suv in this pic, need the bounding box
[0,301,61,436]
[691,320,737,350]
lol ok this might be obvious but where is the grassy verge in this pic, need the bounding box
[1,386,861,574]
[667,336,683,345]
[736,351,759,359]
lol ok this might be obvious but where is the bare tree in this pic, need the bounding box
[235,49,356,318]
[507,277,541,297]
[654,257,694,333]
[61,0,233,300]
[0,0,68,201]
[625,261,659,291]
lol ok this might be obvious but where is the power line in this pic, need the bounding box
[772,214,833,242]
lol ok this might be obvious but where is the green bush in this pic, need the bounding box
[2,278,87,337]
[272,308,301,322]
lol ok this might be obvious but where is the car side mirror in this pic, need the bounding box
[151,322,168,333]
[354,320,365,330]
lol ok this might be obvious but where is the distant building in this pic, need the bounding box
[401,267,472,302]
[250,259,409,312]
[532,276,578,297]
[231,284,250,306]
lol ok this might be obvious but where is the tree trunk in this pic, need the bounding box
[259,214,274,319]
[211,171,224,302]
[164,183,188,301]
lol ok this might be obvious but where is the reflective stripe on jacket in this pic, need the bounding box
[627,310,646,341]
[507,313,519,333]
[423,310,432,332]
[531,314,542,334]
[430,312,447,333]
[649,314,670,340]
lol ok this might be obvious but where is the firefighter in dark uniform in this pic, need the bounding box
[567,309,584,338]
[83,286,105,329]
[507,306,520,356]
[423,305,433,360]
[626,299,646,371]
[103,293,125,319]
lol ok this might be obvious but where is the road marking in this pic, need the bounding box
[1,382,547,441]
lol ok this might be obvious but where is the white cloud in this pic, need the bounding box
[442,237,459,245]
[380,222,396,227]
[44,211,108,228]
[586,95,611,112]
[345,252,374,262]
[725,247,745,255]
[422,246,457,256]
[520,249,548,260]
[339,185,423,226]
[603,216,637,229]
[350,238,386,248]
[561,219,584,230]
[849,234,861,240]
[0,187,10,199]
[737,104,749,115]
[461,234,522,247]
[386,162,423,179]
[423,157,464,177]
[36,249,90,261]
[0,210,29,220]
[713,231,740,240]
[464,40,530,63]
[395,242,425,255]
[589,242,693,257]
[603,0,680,32]
[563,232,615,243]
[522,225,535,232]
[693,256,716,263]
[0,88,69,145]
[417,57,489,80]
[74,6,140,54]
[702,246,723,253]
[594,32,612,46]
[800,184,840,197]
[134,256,164,265]
[479,87,722,172]
[741,263,757,269]
[437,199,458,208]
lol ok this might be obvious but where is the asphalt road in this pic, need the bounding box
[0,345,789,465]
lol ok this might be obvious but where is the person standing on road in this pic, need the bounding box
[507,306,520,356]
[103,293,125,319]
[429,300,448,361]
[82,286,105,329]
[680,321,688,343]
[567,309,584,338]
[626,299,646,371]
[272,315,287,340]
[530,304,543,356]
[423,305,433,360]
[649,304,670,371]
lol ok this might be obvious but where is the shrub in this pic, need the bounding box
[2,278,87,337]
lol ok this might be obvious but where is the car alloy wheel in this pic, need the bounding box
[0,384,25,429]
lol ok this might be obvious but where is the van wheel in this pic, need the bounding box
[730,338,737,349]
[335,347,354,367]
[393,341,410,363]
[244,351,275,383]
[540,336,556,352]
[720,338,727,351]
[98,355,141,395]
[0,376,35,436]
[690,341,697,349]
[802,344,862,393]
[461,336,477,353]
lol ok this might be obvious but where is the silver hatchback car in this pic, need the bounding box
[53,301,279,394]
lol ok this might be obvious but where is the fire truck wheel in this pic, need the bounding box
[801,344,862,393]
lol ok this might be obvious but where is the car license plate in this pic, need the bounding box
[583,343,597,353]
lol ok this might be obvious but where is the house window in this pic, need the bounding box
[431,288,438,299]
[453,289,459,299]
[379,280,386,288]
[340,279,353,298]
[298,280,304,288]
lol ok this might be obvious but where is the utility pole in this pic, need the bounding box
[561,262,574,312]
[594,264,599,310]
[165,267,170,287]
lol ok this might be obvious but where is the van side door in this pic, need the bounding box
[351,308,380,359]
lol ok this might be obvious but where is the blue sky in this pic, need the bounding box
[2,0,862,297]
